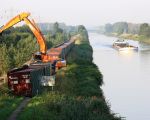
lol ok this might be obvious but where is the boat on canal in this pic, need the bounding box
[113,39,138,51]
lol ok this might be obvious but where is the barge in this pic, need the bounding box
[113,39,138,51]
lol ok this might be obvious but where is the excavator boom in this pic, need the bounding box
[0,12,47,54]
[0,12,30,33]
[0,12,66,68]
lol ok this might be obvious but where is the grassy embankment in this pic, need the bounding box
[17,30,122,120]
[0,84,23,120]
[110,32,150,44]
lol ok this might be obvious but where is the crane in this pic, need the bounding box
[0,12,65,67]
[0,12,47,55]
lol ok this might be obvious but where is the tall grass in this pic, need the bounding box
[18,92,121,120]
[0,84,23,120]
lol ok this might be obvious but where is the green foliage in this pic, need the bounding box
[104,22,141,35]
[57,25,103,97]
[127,23,140,34]
[105,24,113,33]
[0,44,10,75]
[44,23,69,48]
[18,93,121,120]
[44,33,53,48]
[57,63,103,97]
[0,95,22,120]
[14,25,32,34]
[38,22,77,34]
[0,84,23,120]
[14,36,39,67]
[139,23,150,37]
[77,25,89,44]
[0,30,38,74]
[112,22,128,35]
[103,22,150,43]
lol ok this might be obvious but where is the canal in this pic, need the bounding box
[89,32,150,120]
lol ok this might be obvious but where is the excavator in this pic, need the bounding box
[0,12,66,69]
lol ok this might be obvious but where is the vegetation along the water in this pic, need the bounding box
[99,22,150,44]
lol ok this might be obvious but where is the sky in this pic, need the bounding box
[1,0,150,27]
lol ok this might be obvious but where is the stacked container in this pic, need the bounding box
[8,62,51,96]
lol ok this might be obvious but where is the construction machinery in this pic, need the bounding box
[0,12,77,96]
[0,12,66,68]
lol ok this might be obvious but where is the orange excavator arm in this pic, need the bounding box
[0,12,47,54]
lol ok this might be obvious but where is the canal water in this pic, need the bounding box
[89,32,150,120]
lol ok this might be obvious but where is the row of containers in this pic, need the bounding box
[7,36,77,97]
[47,38,76,62]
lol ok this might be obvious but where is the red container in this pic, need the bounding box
[8,68,33,96]
[7,63,51,96]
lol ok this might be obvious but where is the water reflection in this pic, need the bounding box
[89,32,150,120]
[119,50,135,56]
[139,42,150,51]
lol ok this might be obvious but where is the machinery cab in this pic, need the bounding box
[33,52,66,72]
[33,52,42,62]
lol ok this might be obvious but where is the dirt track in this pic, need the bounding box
[7,97,31,120]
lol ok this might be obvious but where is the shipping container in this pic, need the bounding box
[7,62,52,96]
[30,62,51,76]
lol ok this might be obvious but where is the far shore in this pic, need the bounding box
[104,33,150,44]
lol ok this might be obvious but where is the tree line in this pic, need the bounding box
[104,22,150,37]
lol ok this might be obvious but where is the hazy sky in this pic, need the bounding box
[1,0,150,26]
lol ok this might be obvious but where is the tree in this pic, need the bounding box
[127,23,140,34]
[112,22,128,35]
[0,44,10,75]
[77,25,89,42]
[105,24,112,33]
[53,22,59,33]
[139,23,150,37]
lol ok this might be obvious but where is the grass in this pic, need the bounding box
[119,33,139,40]
[119,34,150,44]
[0,84,23,120]
[108,32,150,44]
[18,92,121,120]
[18,33,122,120]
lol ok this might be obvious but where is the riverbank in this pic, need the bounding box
[105,33,150,44]
[17,29,122,120]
